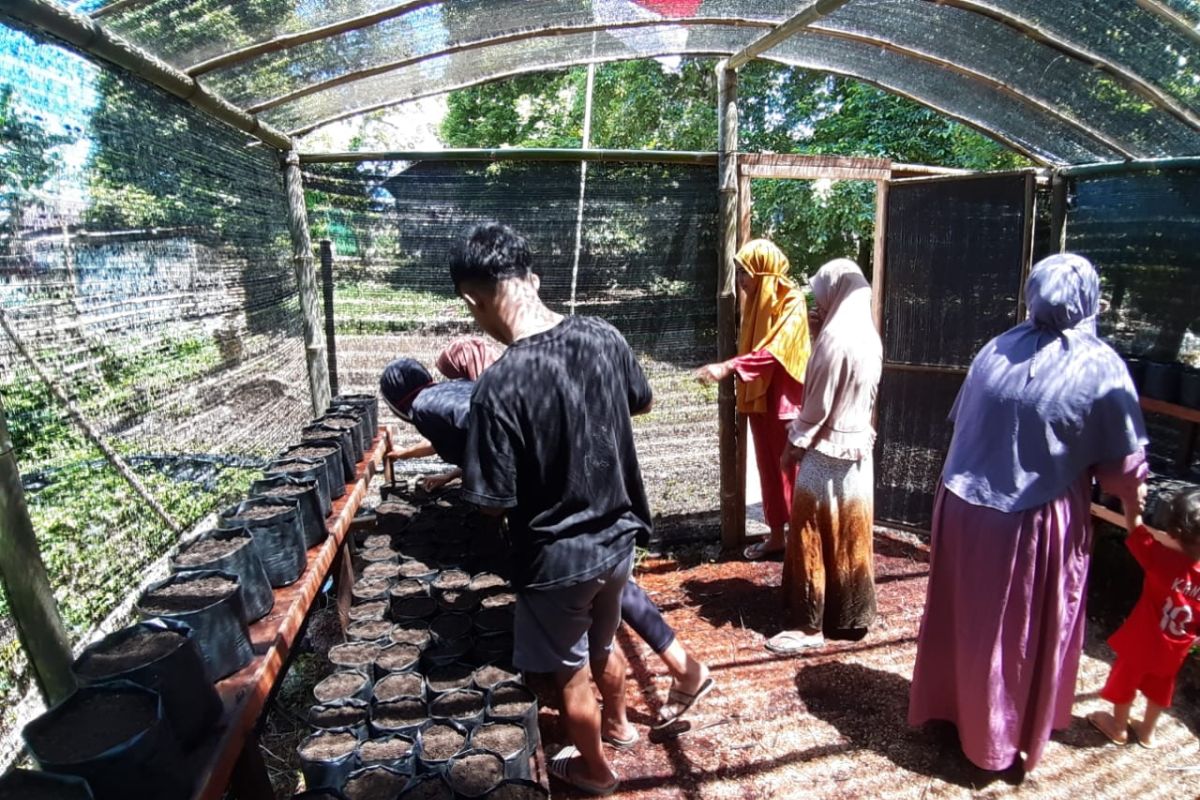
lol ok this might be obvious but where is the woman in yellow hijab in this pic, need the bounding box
[697,239,811,559]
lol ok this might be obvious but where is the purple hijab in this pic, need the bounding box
[942,253,1147,513]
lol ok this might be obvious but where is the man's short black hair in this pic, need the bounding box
[449,222,532,290]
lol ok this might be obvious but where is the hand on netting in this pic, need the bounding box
[695,361,733,384]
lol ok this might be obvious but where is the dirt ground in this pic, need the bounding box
[534,531,1200,800]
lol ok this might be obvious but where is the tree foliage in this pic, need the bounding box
[442,58,1029,276]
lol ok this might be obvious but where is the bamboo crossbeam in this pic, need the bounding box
[727,0,852,70]
[1133,0,1200,47]
[1059,156,1200,177]
[298,147,719,165]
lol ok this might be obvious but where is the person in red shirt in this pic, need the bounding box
[1089,487,1200,747]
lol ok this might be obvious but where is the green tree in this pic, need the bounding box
[0,85,72,258]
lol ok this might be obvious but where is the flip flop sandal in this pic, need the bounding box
[1086,712,1129,746]
[743,541,784,561]
[653,676,716,730]
[764,632,825,655]
[549,746,620,797]
[601,728,639,749]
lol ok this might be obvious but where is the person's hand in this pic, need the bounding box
[1124,482,1147,533]
[781,443,805,471]
[695,361,733,384]
[420,472,459,492]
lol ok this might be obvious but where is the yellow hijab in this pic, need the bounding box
[736,239,811,415]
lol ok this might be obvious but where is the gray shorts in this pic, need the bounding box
[513,551,634,674]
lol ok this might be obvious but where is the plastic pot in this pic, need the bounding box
[392,596,438,624]
[0,768,95,799]
[171,528,274,622]
[297,730,359,791]
[352,578,393,606]
[332,393,379,432]
[474,607,514,637]
[279,442,345,502]
[218,498,307,587]
[422,637,473,670]
[266,456,334,512]
[415,720,469,774]
[71,618,221,749]
[342,764,410,800]
[315,414,366,461]
[424,662,475,699]
[469,723,531,780]
[346,618,394,643]
[435,588,479,615]
[314,670,374,706]
[329,642,383,674]
[326,404,374,454]
[482,778,549,799]
[471,664,521,694]
[303,433,357,485]
[398,774,454,800]
[1181,368,1200,410]
[302,424,357,481]
[374,643,422,680]
[484,683,538,750]
[354,735,415,772]
[1143,361,1182,403]
[373,672,426,704]
[370,696,428,738]
[444,749,506,799]
[389,621,432,651]
[250,474,327,548]
[135,570,253,682]
[430,614,473,644]
[429,689,486,730]
[308,698,369,740]
[23,682,190,800]
[376,500,418,537]
[348,600,389,623]
[471,634,514,669]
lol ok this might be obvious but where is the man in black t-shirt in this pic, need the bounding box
[451,222,650,795]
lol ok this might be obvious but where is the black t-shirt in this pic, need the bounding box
[410,380,474,467]
[462,316,653,589]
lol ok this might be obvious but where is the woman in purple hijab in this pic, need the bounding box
[908,253,1148,773]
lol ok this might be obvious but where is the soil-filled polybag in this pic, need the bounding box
[71,618,222,749]
[445,749,506,799]
[314,670,374,706]
[326,404,374,453]
[313,414,366,461]
[355,735,416,772]
[171,528,274,622]
[218,497,307,587]
[23,682,191,800]
[278,442,345,502]
[342,764,410,800]
[135,570,253,681]
[415,720,468,775]
[307,699,370,740]
[0,768,94,799]
[265,457,333,514]
[332,393,379,433]
[251,474,327,547]
[297,730,359,791]
[370,696,428,739]
[484,683,539,752]
[398,774,454,800]
[302,424,357,481]
[430,689,486,730]
[482,779,550,799]
[469,723,531,780]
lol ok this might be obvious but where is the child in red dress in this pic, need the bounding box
[1088,487,1200,747]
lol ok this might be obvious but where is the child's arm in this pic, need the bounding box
[389,439,436,461]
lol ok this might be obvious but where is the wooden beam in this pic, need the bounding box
[1134,0,1200,47]
[890,163,976,177]
[1060,156,1200,177]
[872,179,888,333]
[740,162,891,181]
[882,362,970,376]
[318,240,339,398]
[716,61,744,553]
[1016,173,1036,323]
[299,148,718,165]
[89,0,152,19]
[727,0,853,70]
[0,394,75,704]
[283,151,331,415]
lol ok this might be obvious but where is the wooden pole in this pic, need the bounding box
[0,393,75,704]
[716,61,744,552]
[284,151,331,415]
[299,148,719,165]
[1048,172,1069,253]
[319,240,339,398]
[726,0,852,70]
[871,179,888,333]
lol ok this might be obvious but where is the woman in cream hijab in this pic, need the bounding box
[697,239,812,560]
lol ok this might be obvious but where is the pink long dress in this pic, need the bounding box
[908,450,1147,772]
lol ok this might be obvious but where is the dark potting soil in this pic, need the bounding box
[259,483,310,499]
[373,698,426,730]
[361,534,393,550]
[431,614,473,641]
[472,664,518,690]
[472,635,513,665]
[431,690,483,720]
[323,417,358,430]
[393,596,436,620]
[390,624,432,648]
[448,752,504,797]
[314,671,368,703]
[236,504,290,521]
[426,662,474,693]
[436,589,478,613]
[343,767,409,800]
[486,782,549,800]
[398,560,435,579]
[432,570,470,590]
[269,461,317,474]
[349,600,388,622]
[348,619,393,641]
[389,579,426,600]
[425,638,471,664]
[299,730,358,761]
[472,723,526,757]
[374,672,424,702]
[468,573,509,593]
[174,535,244,566]
[74,627,184,677]
[489,685,534,717]
[139,575,237,614]
[353,579,392,601]
[329,642,381,668]
[358,736,414,762]
[375,643,420,672]
[0,773,89,800]
[289,445,338,459]
[309,702,367,730]
[475,607,514,633]
[27,691,156,762]
[480,593,516,610]
[419,724,465,761]
[360,547,398,563]
[362,561,401,580]
[400,776,454,800]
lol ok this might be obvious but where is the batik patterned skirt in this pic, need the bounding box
[783,449,875,635]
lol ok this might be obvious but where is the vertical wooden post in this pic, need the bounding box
[1049,171,1069,254]
[0,393,75,704]
[871,179,889,333]
[716,62,745,552]
[284,150,331,415]
[1016,173,1036,322]
[319,239,339,398]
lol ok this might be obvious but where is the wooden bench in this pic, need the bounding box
[188,428,390,800]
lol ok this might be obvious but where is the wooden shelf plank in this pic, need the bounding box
[1140,396,1200,425]
[1090,502,1126,529]
[188,429,388,800]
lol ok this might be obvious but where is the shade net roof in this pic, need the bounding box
[35,0,1200,164]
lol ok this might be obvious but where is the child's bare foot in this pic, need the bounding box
[1088,711,1129,745]
[1132,721,1157,749]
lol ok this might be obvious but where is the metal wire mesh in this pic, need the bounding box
[304,157,722,543]
[0,22,309,751]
